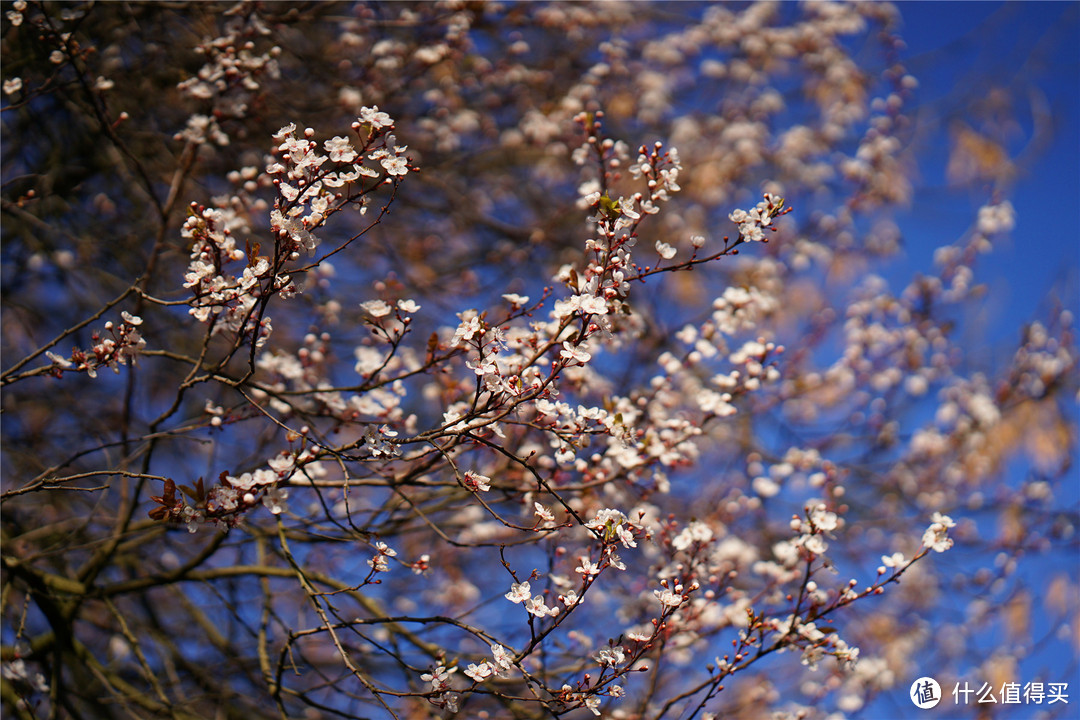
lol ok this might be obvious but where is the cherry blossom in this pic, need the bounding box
[3,4,1073,719]
[505,581,531,604]
[922,512,956,552]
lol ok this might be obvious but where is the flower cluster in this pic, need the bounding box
[6,4,1072,719]
[768,614,860,672]
[1,657,48,695]
[367,541,397,573]
[504,580,559,618]
[4,0,26,28]
[149,462,291,533]
[792,502,843,557]
[176,5,281,146]
[44,312,145,378]
[922,512,956,553]
[181,203,282,347]
[419,665,459,711]
[729,193,787,243]
[182,109,409,351]
[267,111,409,258]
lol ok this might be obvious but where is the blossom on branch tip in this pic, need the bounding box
[227,469,277,491]
[729,193,785,243]
[2,659,48,693]
[451,313,483,346]
[534,502,555,525]
[466,354,498,376]
[261,485,288,515]
[654,588,684,608]
[525,595,559,617]
[360,299,392,318]
[357,105,393,129]
[361,425,400,458]
[324,135,357,162]
[595,645,626,667]
[46,351,73,369]
[881,552,906,568]
[586,508,638,548]
[368,541,397,573]
[560,590,581,607]
[553,293,608,320]
[800,534,828,555]
[464,661,494,683]
[380,154,409,176]
[462,470,491,492]
[575,557,600,577]
[672,520,714,551]
[267,453,295,475]
[490,644,513,673]
[922,512,956,552]
[505,581,531,604]
[502,293,530,306]
[808,504,839,533]
[560,341,592,365]
[420,664,456,691]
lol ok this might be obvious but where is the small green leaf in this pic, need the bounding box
[599,194,622,218]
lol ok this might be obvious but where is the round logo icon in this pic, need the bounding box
[910,676,942,709]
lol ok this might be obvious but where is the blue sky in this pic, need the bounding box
[856,4,1079,717]
[895,2,1078,342]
